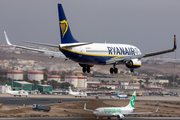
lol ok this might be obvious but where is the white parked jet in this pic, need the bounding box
[5,85,28,97]
[84,91,159,120]
[69,86,87,98]
[116,92,128,99]
[4,4,177,74]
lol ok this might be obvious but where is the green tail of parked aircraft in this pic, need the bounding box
[84,91,159,120]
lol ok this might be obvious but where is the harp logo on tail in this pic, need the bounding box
[60,20,68,38]
[130,95,135,107]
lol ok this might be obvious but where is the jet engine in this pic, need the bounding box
[125,59,141,69]
[117,114,124,119]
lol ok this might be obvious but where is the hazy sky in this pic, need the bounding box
[0,0,179,58]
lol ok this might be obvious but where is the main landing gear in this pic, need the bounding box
[79,63,93,73]
[82,66,91,73]
[110,64,118,74]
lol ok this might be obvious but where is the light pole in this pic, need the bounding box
[12,57,14,90]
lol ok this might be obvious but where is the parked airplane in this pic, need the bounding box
[116,92,128,99]
[84,91,158,120]
[5,85,28,97]
[4,4,177,74]
[69,86,87,98]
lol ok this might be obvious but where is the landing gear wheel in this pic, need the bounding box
[130,69,134,72]
[114,68,118,74]
[110,68,114,74]
[87,66,90,73]
[82,67,86,73]
[117,115,122,120]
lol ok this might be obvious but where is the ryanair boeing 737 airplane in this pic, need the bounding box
[4,4,177,74]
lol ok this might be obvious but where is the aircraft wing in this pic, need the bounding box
[143,35,176,58]
[84,103,94,112]
[124,107,159,115]
[4,31,67,59]
[106,35,176,64]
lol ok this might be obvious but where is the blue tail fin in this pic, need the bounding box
[58,4,79,44]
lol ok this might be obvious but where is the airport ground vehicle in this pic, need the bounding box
[32,104,51,112]
[137,92,142,96]
[0,101,2,107]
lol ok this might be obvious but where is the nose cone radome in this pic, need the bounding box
[93,111,97,116]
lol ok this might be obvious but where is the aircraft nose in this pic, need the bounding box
[93,111,97,115]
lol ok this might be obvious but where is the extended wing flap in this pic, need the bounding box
[106,55,143,65]
[106,57,125,65]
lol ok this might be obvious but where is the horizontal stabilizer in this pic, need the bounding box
[60,42,93,48]
[22,41,59,48]
[22,41,92,48]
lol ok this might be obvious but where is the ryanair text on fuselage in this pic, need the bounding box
[107,47,137,55]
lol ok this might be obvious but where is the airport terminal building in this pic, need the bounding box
[5,81,52,93]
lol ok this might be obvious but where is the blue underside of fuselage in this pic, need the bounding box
[61,49,109,65]
[132,65,141,68]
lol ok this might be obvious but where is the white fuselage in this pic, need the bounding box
[69,92,87,97]
[6,90,29,97]
[61,43,142,65]
[117,94,128,98]
[69,91,87,97]
[69,87,87,97]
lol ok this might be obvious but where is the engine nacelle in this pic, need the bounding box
[125,59,141,69]
[117,114,124,119]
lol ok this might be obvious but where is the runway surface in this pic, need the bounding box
[0,94,180,105]
[0,97,94,105]
[0,117,180,120]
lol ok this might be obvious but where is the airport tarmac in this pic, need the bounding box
[0,117,180,120]
[0,94,180,106]
[0,96,93,105]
